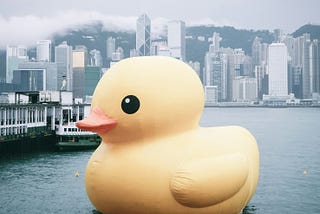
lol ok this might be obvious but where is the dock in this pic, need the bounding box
[0,91,93,153]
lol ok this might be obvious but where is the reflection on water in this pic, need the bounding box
[242,205,257,214]
[1,108,320,213]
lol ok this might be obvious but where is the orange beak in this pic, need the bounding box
[76,107,117,134]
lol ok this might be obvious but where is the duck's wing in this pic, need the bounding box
[170,153,249,208]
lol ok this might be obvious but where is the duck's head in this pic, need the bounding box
[76,56,204,143]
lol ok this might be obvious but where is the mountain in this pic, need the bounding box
[291,24,320,40]
[52,21,136,62]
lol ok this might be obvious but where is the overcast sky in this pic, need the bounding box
[0,0,320,48]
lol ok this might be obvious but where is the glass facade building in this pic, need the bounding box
[136,14,151,56]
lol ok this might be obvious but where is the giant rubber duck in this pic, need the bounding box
[76,56,259,214]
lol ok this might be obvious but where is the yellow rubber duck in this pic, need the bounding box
[76,56,259,214]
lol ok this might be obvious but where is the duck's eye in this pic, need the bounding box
[121,95,140,114]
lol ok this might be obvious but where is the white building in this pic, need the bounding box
[167,20,186,61]
[268,43,288,96]
[36,40,52,62]
[136,14,151,56]
[232,76,258,101]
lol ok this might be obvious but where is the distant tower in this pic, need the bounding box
[36,40,52,62]
[136,14,151,56]
[55,41,73,91]
[6,45,28,83]
[106,37,116,60]
[212,32,221,53]
[167,20,186,61]
[268,43,288,96]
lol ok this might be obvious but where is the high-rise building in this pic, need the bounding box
[234,49,245,76]
[292,33,313,98]
[288,65,302,98]
[13,61,58,91]
[268,43,288,96]
[89,49,102,67]
[55,41,72,91]
[72,46,87,99]
[283,35,295,64]
[254,65,268,99]
[167,20,186,61]
[252,37,262,66]
[111,47,124,62]
[302,34,311,98]
[273,29,284,43]
[136,14,151,56]
[204,52,228,101]
[84,66,102,97]
[232,76,258,101]
[221,47,235,101]
[6,45,28,83]
[310,39,320,94]
[106,37,116,60]
[36,40,52,62]
[211,32,221,53]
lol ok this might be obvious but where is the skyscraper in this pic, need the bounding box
[36,40,52,62]
[167,20,186,61]
[136,14,151,56]
[268,43,288,96]
[204,52,228,101]
[310,39,320,94]
[6,45,28,83]
[55,41,73,91]
[72,46,87,99]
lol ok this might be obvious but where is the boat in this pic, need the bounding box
[55,105,100,151]
[55,123,100,151]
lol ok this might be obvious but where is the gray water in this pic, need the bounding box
[1,107,320,213]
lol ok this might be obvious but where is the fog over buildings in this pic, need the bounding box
[1,0,320,48]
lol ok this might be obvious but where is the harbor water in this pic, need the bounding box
[1,107,320,213]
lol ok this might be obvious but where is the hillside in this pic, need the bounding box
[52,21,136,63]
[291,24,320,40]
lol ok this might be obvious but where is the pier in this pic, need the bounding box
[0,91,92,153]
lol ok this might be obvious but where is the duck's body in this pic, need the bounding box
[77,56,259,214]
[86,126,258,214]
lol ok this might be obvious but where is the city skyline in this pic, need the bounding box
[1,10,320,105]
[1,0,320,48]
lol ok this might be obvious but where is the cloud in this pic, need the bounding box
[187,17,235,28]
[0,10,171,49]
